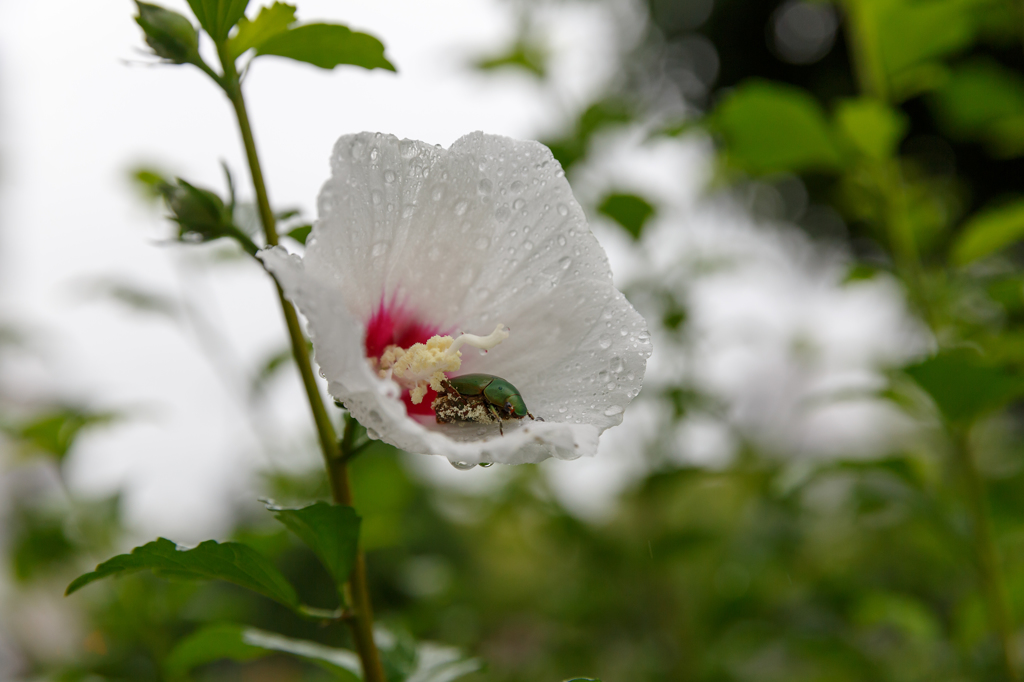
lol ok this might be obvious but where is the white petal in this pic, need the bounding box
[260,131,651,465]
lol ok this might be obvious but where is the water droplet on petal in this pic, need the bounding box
[371,189,382,205]
[557,235,567,246]
[558,256,572,270]
[366,427,380,439]
[557,204,569,216]
[479,462,494,468]
[371,242,389,258]
[604,405,624,416]
[512,198,525,210]
[510,180,524,194]
[598,334,612,349]
[478,179,493,194]
[450,460,476,471]
[432,187,443,201]
[523,240,534,251]
[558,406,568,413]
[455,200,468,216]
[370,147,379,161]
[399,140,417,159]
[384,170,396,183]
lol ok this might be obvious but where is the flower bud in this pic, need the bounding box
[167,180,231,241]
[135,2,200,65]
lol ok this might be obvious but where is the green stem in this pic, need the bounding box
[952,428,1019,681]
[214,46,387,682]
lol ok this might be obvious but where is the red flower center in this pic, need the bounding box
[364,297,444,416]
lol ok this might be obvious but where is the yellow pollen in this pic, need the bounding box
[376,324,510,405]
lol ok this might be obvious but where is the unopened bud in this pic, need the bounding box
[135,2,199,64]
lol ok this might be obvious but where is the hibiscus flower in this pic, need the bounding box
[260,132,650,466]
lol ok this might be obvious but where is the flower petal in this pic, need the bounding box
[260,131,651,465]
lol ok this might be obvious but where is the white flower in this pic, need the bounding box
[259,132,650,466]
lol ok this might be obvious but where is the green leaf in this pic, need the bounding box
[834,98,908,161]
[227,1,296,59]
[904,350,1024,424]
[186,0,250,42]
[543,98,633,170]
[877,0,981,90]
[255,24,395,71]
[135,2,200,64]
[563,678,602,681]
[165,623,360,680]
[286,224,313,245]
[930,59,1024,158]
[475,40,546,77]
[597,193,656,240]
[951,200,1024,265]
[65,537,299,607]
[709,80,842,175]
[4,408,119,461]
[269,502,361,591]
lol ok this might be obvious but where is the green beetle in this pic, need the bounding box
[433,373,538,435]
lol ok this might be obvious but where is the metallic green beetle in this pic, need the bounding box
[434,373,537,435]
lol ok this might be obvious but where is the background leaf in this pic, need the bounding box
[904,351,1024,424]
[270,502,361,591]
[66,537,299,607]
[930,59,1024,158]
[709,80,842,175]
[951,200,1024,265]
[255,24,395,71]
[835,98,908,161]
[164,623,360,680]
[597,192,656,240]
[186,0,250,42]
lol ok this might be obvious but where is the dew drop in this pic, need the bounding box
[384,170,396,183]
[366,427,380,440]
[478,178,493,194]
[604,405,624,416]
[399,140,417,159]
[474,236,490,250]
[479,462,494,468]
[557,204,568,216]
[598,334,612,349]
[637,331,651,343]
[432,187,443,201]
[370,147,379,161]
[510,180,524,194]
[402,205,415,218]
[558,256,572,270]
[558,406,568,413]
[495,204,511,221]
[512,198,525,210]
[524,240,534,251]
[371,242,389,258]
[371,189,383,205]
[454,200,468,216]
[557,235,566,246]
[450,461,477,471]
[610,356,624,373]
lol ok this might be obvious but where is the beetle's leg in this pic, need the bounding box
[527,411,544,422]
[486,404,504,436]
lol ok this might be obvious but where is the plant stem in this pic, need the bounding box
[952,429,1019,681]
[215,47,388,682]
